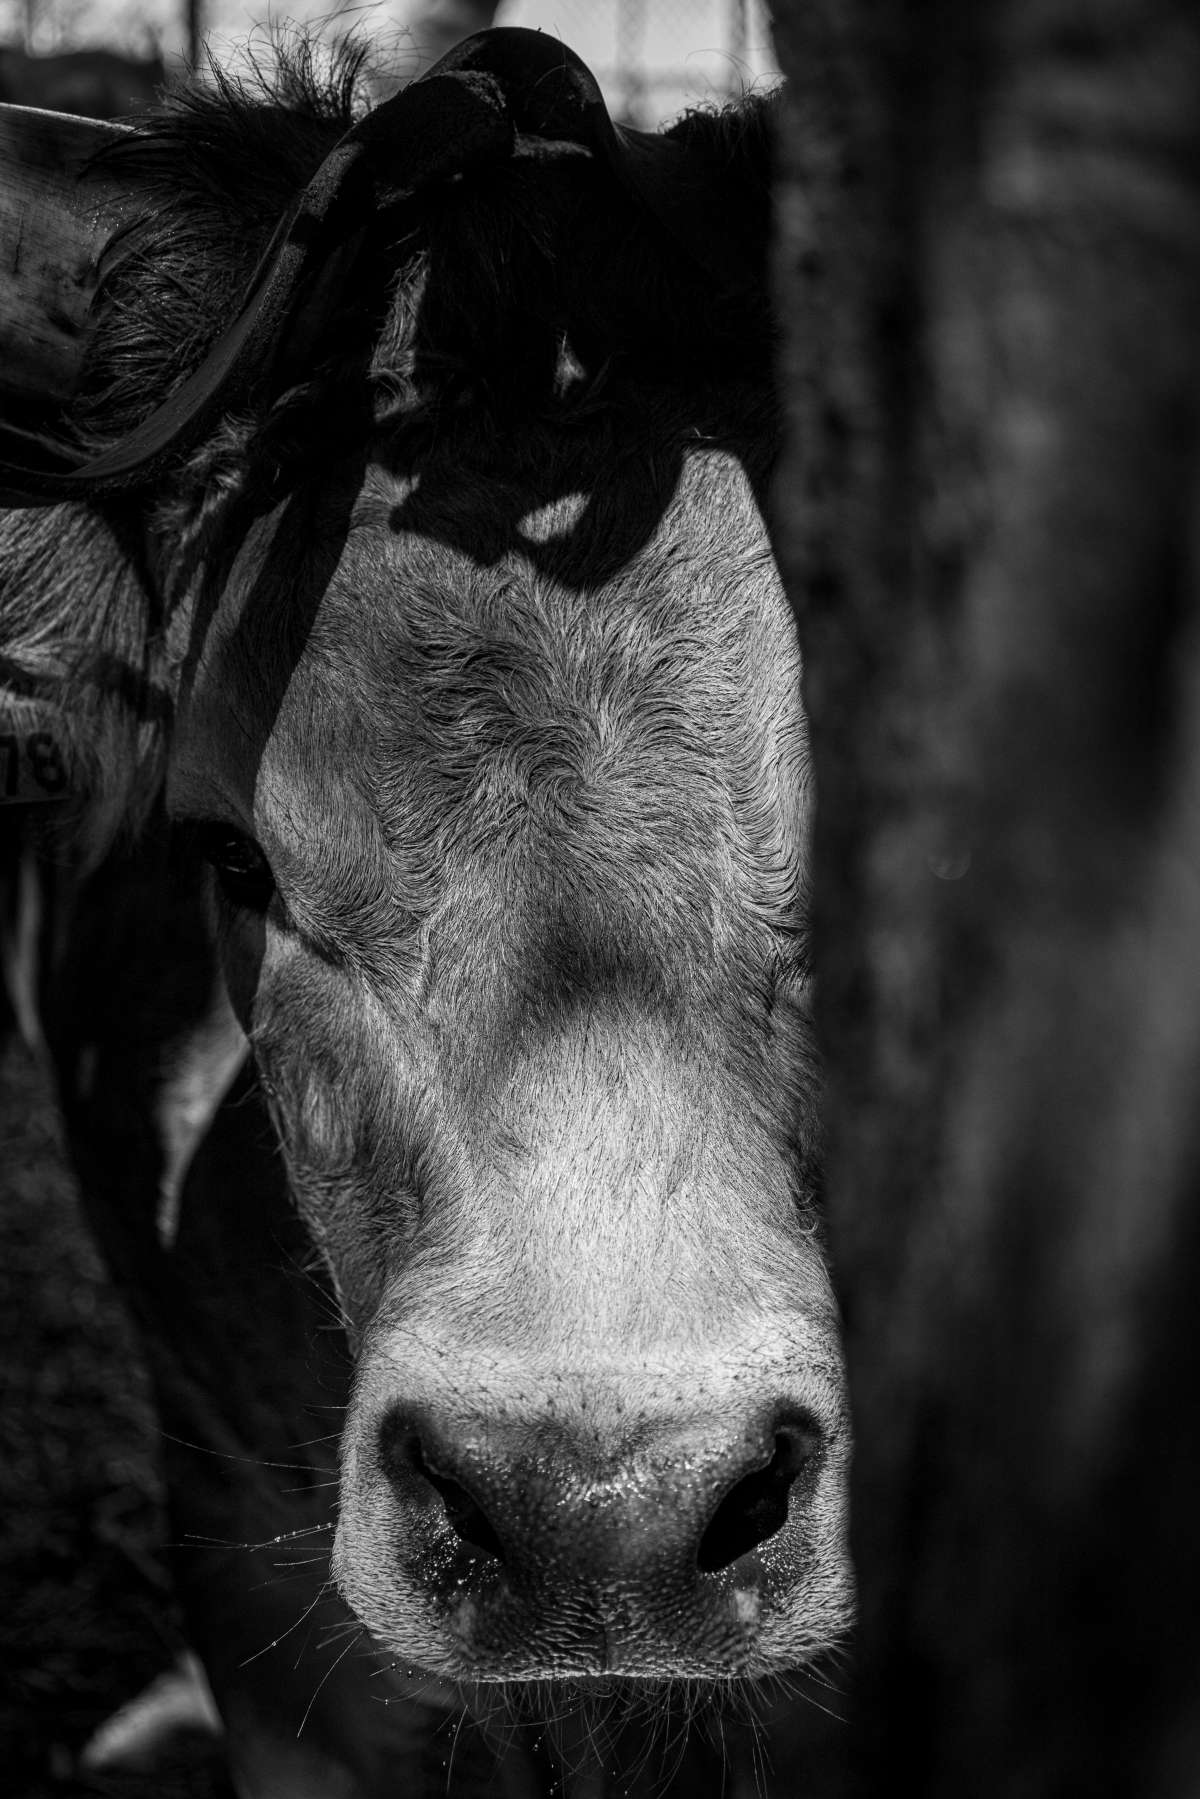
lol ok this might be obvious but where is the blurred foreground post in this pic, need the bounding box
[771,1,1200,1793]
[186,0,203,74]
[399,0,502,74]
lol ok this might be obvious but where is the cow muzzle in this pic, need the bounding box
[333,1336,850,1681]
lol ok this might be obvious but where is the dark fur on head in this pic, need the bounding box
[75,34,778,460]
[0,33,780,859]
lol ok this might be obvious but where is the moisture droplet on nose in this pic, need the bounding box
[733,1587,761,1626]
[452,1595,479,1644]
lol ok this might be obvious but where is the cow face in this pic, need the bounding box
[161,411,852,1682]
[0,38,851,1702]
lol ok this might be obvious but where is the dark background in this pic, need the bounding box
[0,1038,229,1798]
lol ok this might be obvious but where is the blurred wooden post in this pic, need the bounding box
[186,0,203,73]
[771,0,1200,1792]
[399,1,501,77]
[615,0,646,127]
[728,0,747,98]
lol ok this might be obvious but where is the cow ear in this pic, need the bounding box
[0,502,168,853]
[0,105,137,421]
[0,110,165,848]
[0,72,515,507]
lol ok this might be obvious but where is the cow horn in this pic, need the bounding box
[0,106,137,413]
[429,28,767,300]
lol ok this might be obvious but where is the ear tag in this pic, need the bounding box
[0,703,72,802]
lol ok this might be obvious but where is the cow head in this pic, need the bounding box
[0,30,851,1690]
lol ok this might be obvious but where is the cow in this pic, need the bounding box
[0,45,164,119]
[0,28,850,1798]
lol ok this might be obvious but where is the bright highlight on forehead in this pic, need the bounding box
[516,494,590,543]
[168,417,806,1001]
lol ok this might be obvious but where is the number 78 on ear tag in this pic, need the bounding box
[0,725,70,801]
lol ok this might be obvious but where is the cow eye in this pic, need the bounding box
[191,823,276,913]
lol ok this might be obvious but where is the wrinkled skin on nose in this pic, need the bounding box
[166,426,853,1683]
[333,1021,850,1681]
[346,1374,843,1681]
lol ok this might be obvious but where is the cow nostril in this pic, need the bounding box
[696,1421,819,1574]
[407,1436,506,1564]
